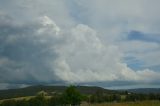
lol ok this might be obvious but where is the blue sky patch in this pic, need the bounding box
[128,30,160,43]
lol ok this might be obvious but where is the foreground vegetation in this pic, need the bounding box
[0,86,82,106]
[81,101,160,106]
[0,85,117,100]
[0,86,160,106]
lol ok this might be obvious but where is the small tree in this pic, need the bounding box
[61,85,82,106]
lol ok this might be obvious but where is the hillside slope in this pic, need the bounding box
[0,85,116,100]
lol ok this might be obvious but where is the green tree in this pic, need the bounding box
[61,85,82,106]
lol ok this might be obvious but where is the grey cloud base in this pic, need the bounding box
[0,14,160,90]
[0,0,160,89]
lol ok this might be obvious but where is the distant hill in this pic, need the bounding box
[1,85,160,100]
[127,88,160,94]
[0,85,117,100]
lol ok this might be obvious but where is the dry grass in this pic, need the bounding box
[0,96,53,104]
[0,96,34,103]
[81,101,160,106]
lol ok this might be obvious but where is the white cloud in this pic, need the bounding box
[41,17,160,83]
[72,0,160,41]
[0,0,160,89]
[1,15,159,85]
[118,40,160,68]
[119,40,159,56]
[37,16,61,36]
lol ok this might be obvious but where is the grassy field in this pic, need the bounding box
[0,96,33,104]
[0,97,160,106]
[0,96,52,104]
[81,101,160,106]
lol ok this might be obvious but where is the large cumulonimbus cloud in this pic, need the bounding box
[0,0,160,89]
[0,14,160,89]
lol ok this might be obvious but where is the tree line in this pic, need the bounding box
[0,86,83,106]
[0,86,160,106]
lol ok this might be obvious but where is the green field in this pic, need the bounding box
[81,101,160,106]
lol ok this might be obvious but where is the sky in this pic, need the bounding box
[0,0,160,90]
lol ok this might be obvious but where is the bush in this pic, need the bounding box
[28,92,48,106]
[16,99,29,106]
[1,99,16,106]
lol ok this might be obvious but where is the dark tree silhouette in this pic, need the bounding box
[61,85,82,106]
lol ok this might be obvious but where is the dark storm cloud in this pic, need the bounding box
[0,14,60,85]
[0,0,160,90]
